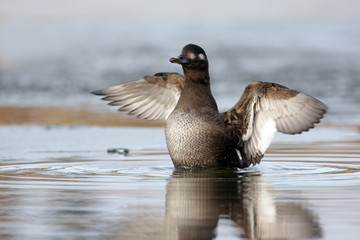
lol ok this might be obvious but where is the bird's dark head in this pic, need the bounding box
[170,44,208,70]
[170,44,209,83]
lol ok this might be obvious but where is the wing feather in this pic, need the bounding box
[92,72,184,121]
[222,82,327,165]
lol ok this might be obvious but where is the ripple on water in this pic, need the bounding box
[0,149,174,192]
[1,139,359,181]
[262,140,360,188]
[0,130,359,240]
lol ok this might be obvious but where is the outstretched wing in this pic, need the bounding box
[92,72,184,120]
[222,82,327,165]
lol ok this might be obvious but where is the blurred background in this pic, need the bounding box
[1,2,360,239]
[0,0,359,125]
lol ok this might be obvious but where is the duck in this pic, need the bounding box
[92,44,327,169]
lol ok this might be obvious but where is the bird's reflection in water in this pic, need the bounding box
[119,169,321,240]
[165,169,239,240]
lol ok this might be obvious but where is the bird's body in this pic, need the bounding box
[165,82,240,168]
[93,44,327,169]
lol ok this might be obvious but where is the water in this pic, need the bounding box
[0,125,359,239]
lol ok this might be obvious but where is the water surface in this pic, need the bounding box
[0,125,359,239]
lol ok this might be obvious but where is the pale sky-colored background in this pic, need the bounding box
[1,0,360,20]
[0,0,359,123]
[1,0,359,62]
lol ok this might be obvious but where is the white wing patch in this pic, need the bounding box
[241,96,257,141]
[240,89,327,164]
[244,106,277,162]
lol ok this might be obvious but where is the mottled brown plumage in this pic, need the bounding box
[92,44,327,168]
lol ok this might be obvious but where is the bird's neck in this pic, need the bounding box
[182,67,210,86]
[176,78,218,112]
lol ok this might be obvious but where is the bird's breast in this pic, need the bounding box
[165,110,236,168]
[165,111,207,152]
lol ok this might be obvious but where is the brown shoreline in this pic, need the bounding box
[0,106,164,127]
[1,105,359,131]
